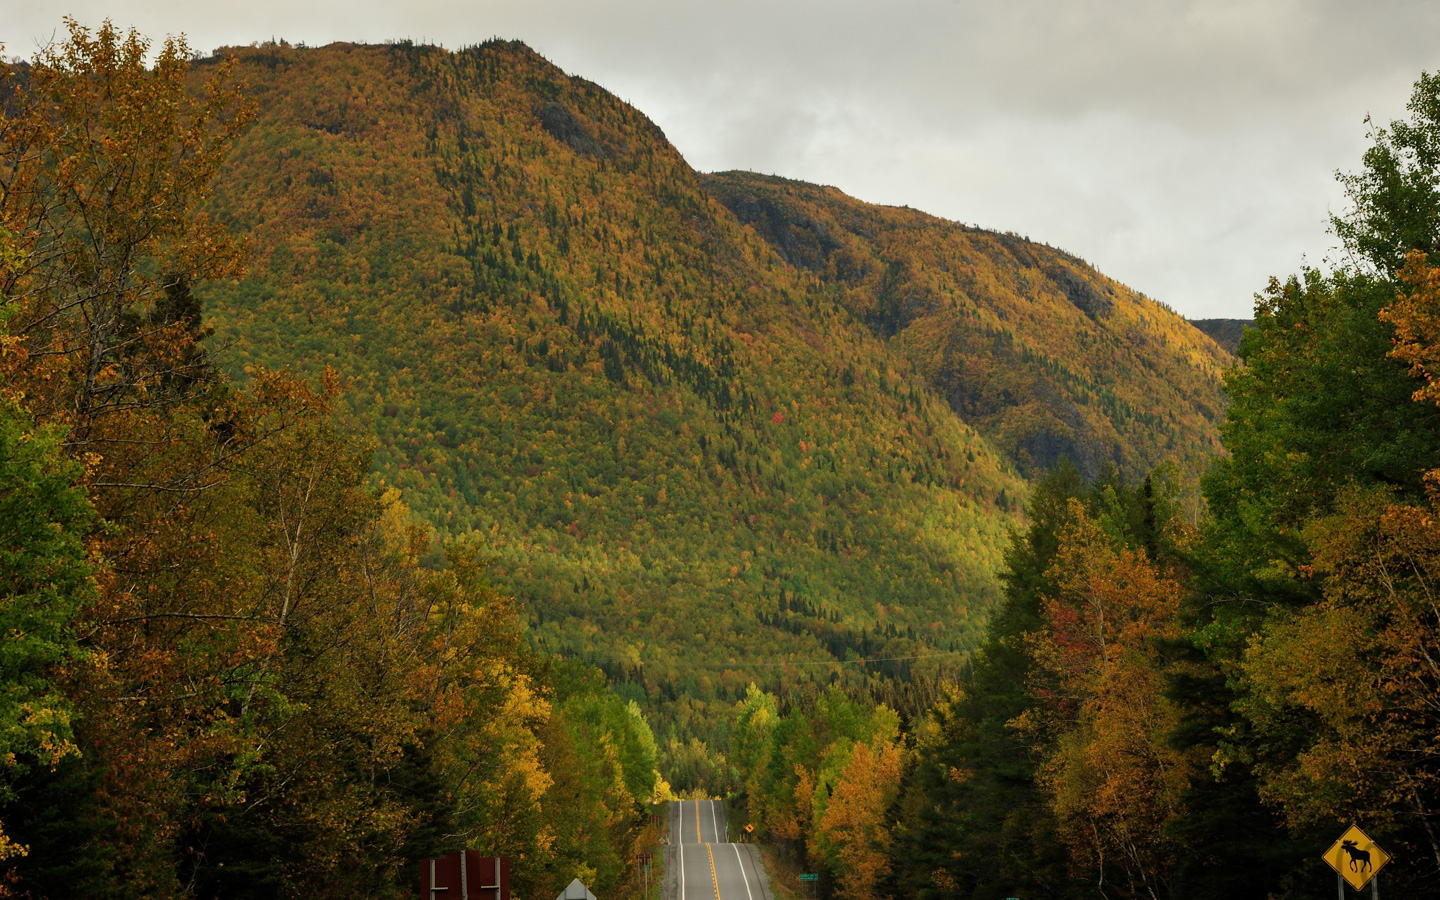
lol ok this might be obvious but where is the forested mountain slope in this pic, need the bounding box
[196,40,1224,702]
[1189,317,1251,353]
[701,172,1231,479]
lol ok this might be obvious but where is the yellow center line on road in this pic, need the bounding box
[706,842,722,900]
[695,799,702,842]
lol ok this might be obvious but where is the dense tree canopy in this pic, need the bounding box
[1,22,666,900]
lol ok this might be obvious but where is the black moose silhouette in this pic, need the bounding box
[1341,840,1373,873]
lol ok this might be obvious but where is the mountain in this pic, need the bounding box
[1189,317,1252,353]
[195,40,1227,710]
[700,172,1231,479]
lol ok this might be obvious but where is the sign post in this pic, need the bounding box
[799,873,818,900]
[1322,824,1389,897]
[635,852,653,900]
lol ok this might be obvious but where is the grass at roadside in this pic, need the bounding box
[755,843,810,900]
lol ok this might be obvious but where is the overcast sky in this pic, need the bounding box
[10,2,1440,318]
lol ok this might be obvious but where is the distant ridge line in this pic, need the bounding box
[1189,318,1253,354]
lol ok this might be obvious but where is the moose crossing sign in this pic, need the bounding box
[1323,824,1390,890]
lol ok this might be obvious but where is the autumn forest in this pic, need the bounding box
[3,19,1440,900]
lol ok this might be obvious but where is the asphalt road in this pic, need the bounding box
[665,800,773,900]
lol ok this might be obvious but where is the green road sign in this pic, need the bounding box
[798,874,819,882]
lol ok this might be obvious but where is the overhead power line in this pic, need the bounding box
[542,649,969,671]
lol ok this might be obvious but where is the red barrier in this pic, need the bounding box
[419,851,509,900]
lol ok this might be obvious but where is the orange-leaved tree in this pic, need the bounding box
[1020,501,1194,900]
[1,18,250,434]
[815,732,905,900]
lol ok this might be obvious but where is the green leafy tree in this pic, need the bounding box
[1176,70,1440,898]
[1334,72,1440,276]
[0,401,94,861]
[1199,269,1440,604]
[884,464,1086,900]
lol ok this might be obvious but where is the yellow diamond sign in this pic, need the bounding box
[1322,824,1390,890]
